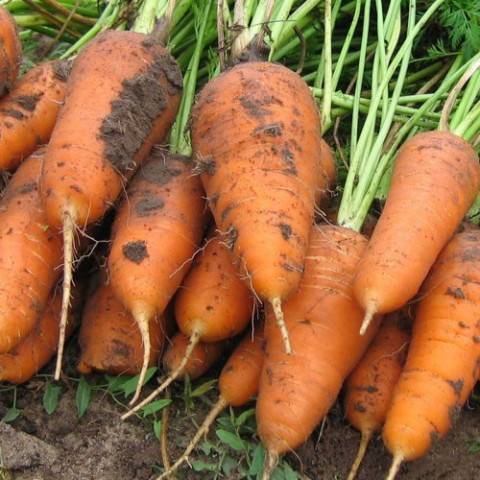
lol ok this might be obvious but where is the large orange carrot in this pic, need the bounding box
[256,224,380,478]
[354,131,480,333]
[157,327,265,479]
[382,228,480,479]
[108,150,206,403]
[0,60,70,172]
[0,282,83,384]
[344,312,410,480]
[0,7,21,96]
[191,61,330,354]
[39,30,182,381]
[0,149,63,353]
[77,278,165,376]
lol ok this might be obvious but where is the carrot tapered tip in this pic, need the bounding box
[270,297,292,354]
[261,449,279,480]
[54,208,75,381]
[359,304,376,336]
[347,430,372,480]
[129,311,151,406]
[121,330,201,420]
[385,454,403,480]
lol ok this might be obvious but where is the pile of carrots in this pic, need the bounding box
[0,1,479,479]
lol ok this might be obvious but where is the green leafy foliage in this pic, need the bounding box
[43,383,62,415]
[1,408,21,424]
[75,376,92,418]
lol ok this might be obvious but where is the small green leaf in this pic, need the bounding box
[190,379,217,398]
[75,376,92,418]
[43,383,62,415]
[235,408,255,427]
[221,455,237,475]
[199,440,214,455]
[141,399,172,417]
[216,415,235,432]
[248,444,265,476]
[283,462,299,480]
[120,367,157,397]
[2,407,21,423]
[191,460,216,472]
[153,420,162,440]
[105,374,130,394]
[216,429,245,452]
[469,439,480,454]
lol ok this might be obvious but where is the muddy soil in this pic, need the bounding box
[1,353,478,480]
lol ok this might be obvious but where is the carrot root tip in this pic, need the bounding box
[129,311,152,406]
[156,397,228,480]
[385,454,403,480]
[262,449,279,480]
[270,297,292,354]
[347,430,372,480]
[54,208,76,381]
[121,330,201,421]
[359,304,377,336]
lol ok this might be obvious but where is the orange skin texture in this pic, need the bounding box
[345,312,410,434]
[316,138,336,206]
[219,328,265,407]
[383,228,480,462]
[108,152,206,321]
[77,279,165,376]
[0,7,21,96]
[0,150,63,353]
[354,131,480,316]
[191,61,327,302]
[40,31,182,228]
[256,225,381,455]
[174,232,254,342]
[0,284,82,384]
[163,332,224,380]
[0,61,69,171]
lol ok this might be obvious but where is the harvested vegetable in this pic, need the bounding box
[77,277,165,376]
[0,6,21,96]
[40,25,182,381]
[0,148,63,353]
[256,225,380,477]
[344,312,410,480]
[0,60,70,172]
[157,327,265,479]
[383,227,480,479]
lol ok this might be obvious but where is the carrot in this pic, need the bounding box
[344,312,410,480]
[163,332,225,381]
[77,277,165,376]
[0,148,63,353]
[191,60,330,354]
[108,150,206,404]
[39,29,182,381]
[353,131,480,333]
[316,138,336,206]
[0,60,70,172]
[0,282,83,384]
[256,224,381,478]
[382,228,480,479]
[129,230,254,401]
[157,327,265,479]
[0,7,21,96]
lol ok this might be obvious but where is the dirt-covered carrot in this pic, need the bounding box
[77,277,165,376]
[256,225,380,478]
[344,312,410,480]
[0,6,21,96]
[108,150,206,404]
[126,230,254,402]
[0,281,83,384]
[0,148,63,353]
[191,58,328,356]
[382,228,480,480]
[40,26,182,382]
[157,328,265,479]
[0,60,70,172]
